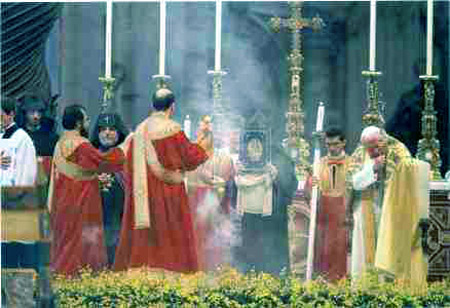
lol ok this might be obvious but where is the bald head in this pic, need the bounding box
[152,88,175,111]
[361,126,387,144]
[361,126,388,158]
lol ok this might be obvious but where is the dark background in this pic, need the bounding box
[2,1,449,171]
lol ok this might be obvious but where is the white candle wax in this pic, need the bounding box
[316,102,325,132]
[184,115,191,139]
[426,0,433,75]
[159,0,166,76]
[105,0,112,78]
[369,0,376,71]
[215,0,222,72]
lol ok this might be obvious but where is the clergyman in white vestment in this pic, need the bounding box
[0,97,37,187]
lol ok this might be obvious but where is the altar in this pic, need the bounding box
[428,181,450,281]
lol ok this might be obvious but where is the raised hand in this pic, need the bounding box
[372,154,386,180]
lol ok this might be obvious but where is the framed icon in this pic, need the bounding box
[239,130,270,170]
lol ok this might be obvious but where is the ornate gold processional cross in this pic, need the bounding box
[270,2,324,179]
[270,2,324,277]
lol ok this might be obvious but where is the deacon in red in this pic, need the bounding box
[114,88,211,273]
[48,104,125,276]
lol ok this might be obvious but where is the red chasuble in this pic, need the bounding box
[307,155,352,281]
[114,114,208,273]
[48,131,125,276]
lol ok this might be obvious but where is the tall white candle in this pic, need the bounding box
[159,0,166,76]
[426,0,433,75]
[184,115,191,139]
[316,102,325,132]
[105,0,113,78]
[307,101,325,280]
[369,0,376,71]
[215,0,222,72]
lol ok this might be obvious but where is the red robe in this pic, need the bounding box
[306,156,351,281]
[49,137,124,276]
[114,130,208,273]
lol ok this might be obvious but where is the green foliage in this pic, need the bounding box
[53,267,450,307]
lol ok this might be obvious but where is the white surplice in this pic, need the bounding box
[0,127,37,186]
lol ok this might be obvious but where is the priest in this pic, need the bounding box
[18,94,58,162]
[91,113,130,268]
[114,88,211,273]
[349,126,411,279]
[48,104,125,276]
[187,115,236,271]
[18,94,59,197]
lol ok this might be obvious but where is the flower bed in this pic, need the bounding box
[53,267,450,307]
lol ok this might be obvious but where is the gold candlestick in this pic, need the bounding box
[417,75,442,180]
[208,70,228,146]
[98,76,116,113]
[208,70,227,115]
[361,70,383,128]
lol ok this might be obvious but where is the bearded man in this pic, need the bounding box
[91,113,130,267]
[47,105,125,275]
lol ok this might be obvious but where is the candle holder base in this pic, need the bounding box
[152,75,172,89]
[419,75,439,81]
[207,70,228,76]
[362,70,383,77]
[417,74,442,180]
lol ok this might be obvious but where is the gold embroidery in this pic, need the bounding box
[319,156,352,197]
[47,131,97,212]
[132,114,184,229]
